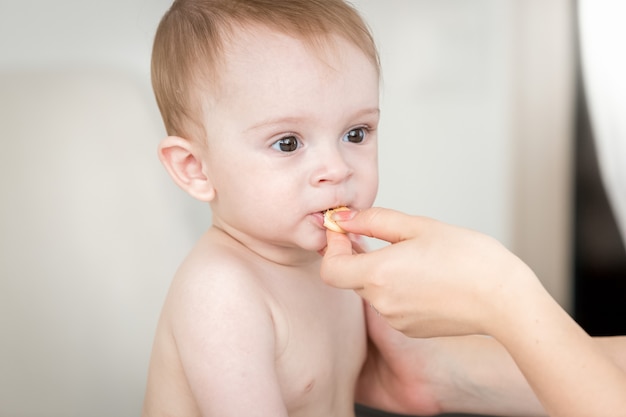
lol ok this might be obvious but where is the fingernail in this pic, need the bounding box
[331,209,355,222]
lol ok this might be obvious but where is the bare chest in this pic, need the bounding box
[268,275,367,416]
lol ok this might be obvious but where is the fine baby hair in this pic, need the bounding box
[151,0,380,145]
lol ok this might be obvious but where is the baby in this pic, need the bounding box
[142,0,381,415]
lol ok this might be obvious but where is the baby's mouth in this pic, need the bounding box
[320,205,349,215]
[321,206,350,233]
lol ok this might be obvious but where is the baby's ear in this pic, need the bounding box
[157,136,215,202]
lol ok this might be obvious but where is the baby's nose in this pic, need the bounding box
[310,145,353,185]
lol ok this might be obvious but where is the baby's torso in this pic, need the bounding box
[142,229,367,417]
[268,263,367,416]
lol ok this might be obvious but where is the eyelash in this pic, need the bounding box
[270,127,370,153]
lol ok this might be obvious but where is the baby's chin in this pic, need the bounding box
[310,236,331,255]
[300,231,332,256]
[262,226,327,256]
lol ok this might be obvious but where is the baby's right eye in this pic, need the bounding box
[271,135,301,152]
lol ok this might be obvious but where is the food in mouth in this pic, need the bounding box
[323,207,350,233]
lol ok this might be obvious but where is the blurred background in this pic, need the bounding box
[1,1,624,416]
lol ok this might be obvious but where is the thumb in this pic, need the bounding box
[323,229,354,258]
[320,230,368,290]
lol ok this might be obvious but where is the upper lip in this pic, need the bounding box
[319,205,349,214]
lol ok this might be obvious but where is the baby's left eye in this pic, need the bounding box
[342,128,366,144]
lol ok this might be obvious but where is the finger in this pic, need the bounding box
[317,231,365,256]
[348,233,367,254]
[335,207,421,244]
[320,230,371,290]
[324,229,354,258]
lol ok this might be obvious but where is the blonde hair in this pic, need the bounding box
[151,0,380,143]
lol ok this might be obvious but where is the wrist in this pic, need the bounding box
[482,258,545,341]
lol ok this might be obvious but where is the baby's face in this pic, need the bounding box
[201,25,379,260]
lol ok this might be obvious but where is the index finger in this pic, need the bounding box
[335,207,420,244]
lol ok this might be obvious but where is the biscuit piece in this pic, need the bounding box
[323,207,350,233]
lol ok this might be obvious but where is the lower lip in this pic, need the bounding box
[310,212,325,229]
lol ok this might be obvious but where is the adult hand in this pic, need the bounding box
[320,207,539,339]
[322,207,626,417]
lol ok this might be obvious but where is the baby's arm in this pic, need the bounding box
[171,257,288,417]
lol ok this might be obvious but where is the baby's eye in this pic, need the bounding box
[271,135,301,152]
[342,127,367,144]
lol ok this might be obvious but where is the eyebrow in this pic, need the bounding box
[245,107,380,133]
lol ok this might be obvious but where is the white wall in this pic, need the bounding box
[359,0,515,237]
[0,0,169,80]
[0,1,574,416]
[358,0,574,309]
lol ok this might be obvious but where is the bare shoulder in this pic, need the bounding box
[169,227,273,310]
[166,227,279,350]
[146,227,288,416]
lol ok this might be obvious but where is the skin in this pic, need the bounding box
[321,207,626,417]
[143,14,624,417]
[142,25,380,416]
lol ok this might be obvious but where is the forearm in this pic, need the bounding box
[355,333,545,416]
[357,295,626,417]
[432,332,626,417]
[432,336,546,417]
[492,279,626,417]
[596,335,626,371]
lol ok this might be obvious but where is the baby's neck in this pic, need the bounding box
[209,224,322,268]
